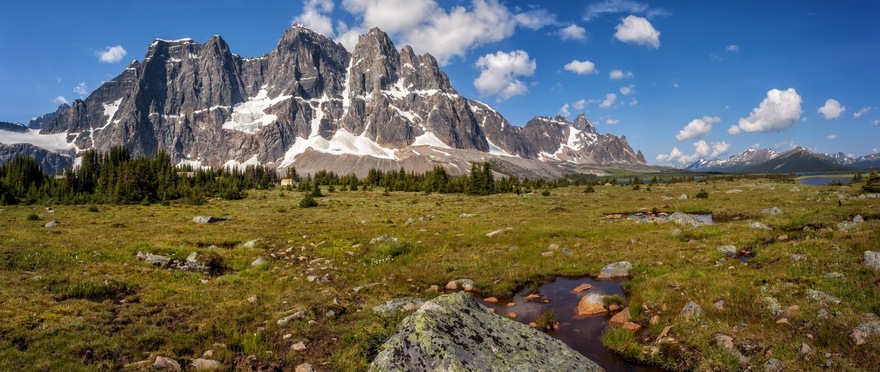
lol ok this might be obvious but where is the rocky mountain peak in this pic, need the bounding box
[572,113,596,133]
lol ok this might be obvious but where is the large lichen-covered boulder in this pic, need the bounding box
[370,291,603,371]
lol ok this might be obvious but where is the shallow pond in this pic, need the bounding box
[796,176,852,186]
[475,276,659,371]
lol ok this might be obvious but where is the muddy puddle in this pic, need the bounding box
[475,276,659,371]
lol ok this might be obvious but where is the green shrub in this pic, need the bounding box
[26,212,40,221]
[535,310,557,332]
[695,189,709,199]
[299,194,318,208]
[87,205,99,212]
[541,190,551,196]
[584,185,595,193]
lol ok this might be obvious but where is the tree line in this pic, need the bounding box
[0,147,276,205]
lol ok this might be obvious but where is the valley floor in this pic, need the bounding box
[1,178,878,370]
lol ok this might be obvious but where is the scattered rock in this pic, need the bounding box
[749,222,772,230]
[190,358,221,370]
[658,326,673,339]
[277,311,308,326]
[817,309,830,319]
[507,312,517,319]
[152,356,181,371]
[541,251,554,257]
[671,228,682,236]
[597,261,633,278]
[426,285,439,293]
[837,221,858,231]
[445,281,458,290]
[405,218,416,225]
[714,299,726,311]
[507,245,518,251]
[678,194,688,200]
[571,283,593,293]
[681,301,703,320]
[247,295,257,303]
[853,215,864,223]
[486,228,512,237]
[650,315,660,325]
[799,343,815,357]
[241,239,259,248]
[561,248,572,255]
[789,186,801,192]
[763,296,783,316]
[291,341,307,351]
[850,322,880,345]
[548,243,560,250]
[372,297,426,316]
[370,292,603,371]
[622,322,642,332]
[790,254,807,261]
[864,251,880,271]
[484,297,498,304]
[776,234,788,241]
[761,207,783,215]
[668,212,713,227]
[295,363,314,372]
[577,293,608,316]
[806,289,841,304]
[459,213,476,218]
[251,257,268,267]
[715,333,749,365]
[193,216,229,224]
[726,189,743,194]
[717,245,737,258]
[136,251,172,267]
[370,235,399,244]
[764,358,784,372]
[43,220,59,228]
[610,308,631,325]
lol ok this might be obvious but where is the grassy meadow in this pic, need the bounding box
[1,177,878,370]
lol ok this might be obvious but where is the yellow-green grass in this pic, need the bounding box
[0,178,878,370]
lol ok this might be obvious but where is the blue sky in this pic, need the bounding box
[1,0,878,165]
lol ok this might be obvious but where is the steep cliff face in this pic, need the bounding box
[17,25,645,173]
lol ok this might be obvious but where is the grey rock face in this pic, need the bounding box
[372,297,426,316]
[717,245,737,258]
[850,322,880,345]
[370,291,603,371]
[193,215,229,224]
[681,301,704,320]
[15,26,644,175]
[761,207,783,215]
[805,289,841,304]
[0,143,74,175]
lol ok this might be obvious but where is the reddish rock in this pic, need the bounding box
[484,297,498,303]
[508,312,517,319]
[577,293,607,316]
[571,283,593,293]
[622,322,642,332]
[658,325,673,339]
[610,308,631,325]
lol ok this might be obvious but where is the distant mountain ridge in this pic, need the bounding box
[0,25,644,177]
[687,146,877,173]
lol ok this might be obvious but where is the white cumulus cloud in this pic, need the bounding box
[474,50,536,101]
[559,24,587,41]
[54,96,68,105]
[656,140,731,164]
[609,69,633,80]
[564,59,597,75]
[600,93,617,109]
[73,82,88,96]
[614,15,659,49]
[292,0,336,36]
[334,0,554,65]
[729,88,802,134]
[559,103,571,117]
[853,107,871,119]
[619,84,634,95]
[97,45,127,63]
[726,44,739,52]
[826,134,838,140]
[676,116,720,141]
[817,98,845,120]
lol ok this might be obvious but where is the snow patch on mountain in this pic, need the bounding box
[280,129,397,167]
[0,129,74,152]
[412,132,451,149]
[101,98,123,129]
[222,88,292,134]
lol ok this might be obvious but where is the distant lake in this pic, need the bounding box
[797,173,853,186]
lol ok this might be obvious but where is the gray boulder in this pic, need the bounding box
[136,251,172,267]
[749,222,772,231]
[850,322,880,345]
[668,212,712,227]
[193,216,229,224]
[44,220,59,227]
[251,257,269,267]
[805,289,841,304]
[761,207,783,215]
[370,291,603,371]
[864,251,880,271]
[681,301,704,320]
[597,261,632,278]
[190,358,221,370]
[717,245,737,258]
[152,356,181,370]
[764,358,784,372]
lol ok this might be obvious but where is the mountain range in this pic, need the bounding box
[0,25,647,178]
[686,147,880,173]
